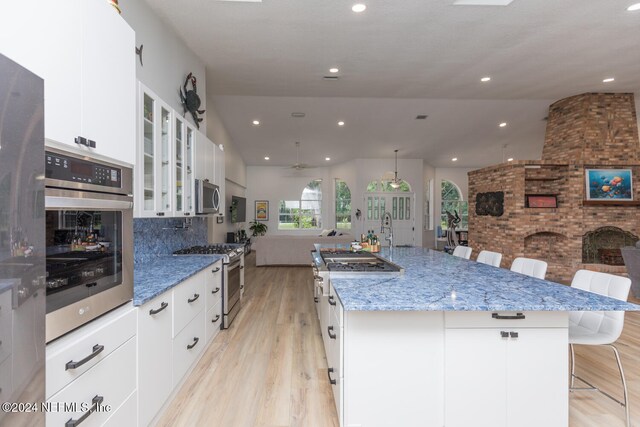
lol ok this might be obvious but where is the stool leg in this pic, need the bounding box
[608,344,630,427]
[569,344,576,388]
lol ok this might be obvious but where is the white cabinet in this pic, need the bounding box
[173,311,206,386]
[137,294,173,427]
[173,273,205,337]
[0,0,135,165]
[173,116,196,217]
[195,132,215,182]
[444,312,568,427]
[46,304,137,426]
[214,143,226,214]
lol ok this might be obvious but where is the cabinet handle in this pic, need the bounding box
[149,302,168,315]
[510,331,519,338]
[211,315,220,323]
[328,326,337,339]
[314,297,319,303]
[314,275,323,282]
[187,293,200,303]
[85,282,97,288]
[212,287,220,294]
[492,312,525,320]
[65,395,103,427]
[328,296,337,306]
[187,337,200,350]
[240,285,244,290]
[240,266,244,270]
[500,331,509,338]
[65,345,104,371]
[327,368,337,385]
[184,212,191,216]
[156,212,165,217]
[212,267,221,273]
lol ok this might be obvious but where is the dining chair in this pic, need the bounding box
[476,250,502,267]
[452,246,472,260]
[509,257,548,280]
[568,269,632,427]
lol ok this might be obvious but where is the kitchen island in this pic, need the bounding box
[311,246,640,427]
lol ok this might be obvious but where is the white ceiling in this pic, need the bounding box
[144,0,640,168]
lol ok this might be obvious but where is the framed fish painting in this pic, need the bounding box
[585,169,633,201]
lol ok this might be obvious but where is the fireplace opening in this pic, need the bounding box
[582,226,639,265]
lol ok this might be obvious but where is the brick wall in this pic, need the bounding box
[469,93,640,284]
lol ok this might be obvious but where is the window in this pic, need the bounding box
[278,180,322,229]
[381,180,411,192]
[441,180,468,230]
[366,180,379,192]
[335,179,351,229]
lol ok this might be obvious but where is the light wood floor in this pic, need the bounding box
[158,253,640,427]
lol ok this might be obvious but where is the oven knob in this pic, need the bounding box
[18,287,29,298]
[82,270,95,278]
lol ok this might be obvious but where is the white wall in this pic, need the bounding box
[423,162,436,249]
[245,158,424,246]
[120,1,207,132]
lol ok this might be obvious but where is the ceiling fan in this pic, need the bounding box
[285,141,315,170]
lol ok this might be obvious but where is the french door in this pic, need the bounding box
[362,192,415,246]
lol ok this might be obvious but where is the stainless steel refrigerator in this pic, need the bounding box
[0,53,46,426]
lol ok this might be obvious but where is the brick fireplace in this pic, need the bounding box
[468,93,640,283]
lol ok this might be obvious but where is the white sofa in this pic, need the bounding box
[254,234,353,266]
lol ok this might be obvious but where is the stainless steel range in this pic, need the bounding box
[174,244,244,328]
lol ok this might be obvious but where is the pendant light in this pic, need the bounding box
[390,149,403,189]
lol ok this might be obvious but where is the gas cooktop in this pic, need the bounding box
[326,261,401,273]
[173,244,243,257]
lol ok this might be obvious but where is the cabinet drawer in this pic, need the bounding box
[0,290,13,363]
[444,311,568,329]
[206,300,223,343]
[46,304,135,398]
[137,293,173,427]
[173,273,205,337]
[329,285,343,328]
[205,261,223,312]
[103,390,137,427]
[0,356,11,404]
[173,310,205,387]
[46,336,136,427]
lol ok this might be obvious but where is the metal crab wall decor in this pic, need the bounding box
[180,72,205,128]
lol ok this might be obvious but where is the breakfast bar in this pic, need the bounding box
[312,246,640,427]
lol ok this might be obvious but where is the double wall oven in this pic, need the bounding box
[45,147,133,342]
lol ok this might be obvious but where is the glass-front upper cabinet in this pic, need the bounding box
[184,124,195,215]
[137,83,173,217]
[173,118,195,216]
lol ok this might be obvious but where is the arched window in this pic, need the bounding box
[335,179,351,229]
[278,179,323,229]
[441,180,468,230]
[367,178,411,192]
[366,180,379,192]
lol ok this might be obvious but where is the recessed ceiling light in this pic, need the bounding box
[252,120,260,125]
[481,76,491,82]
[452,157,458,162]
[329,68,339,73]
[338,121,345,126]
[325,157,331,161]
[507,158,514,162]
[264,156,270,160]
[627,3,640,11]
[499,122,507,127]
[352,3,366,12]
[603,77,615,83]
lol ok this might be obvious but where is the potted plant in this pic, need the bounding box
[249,220,268,237]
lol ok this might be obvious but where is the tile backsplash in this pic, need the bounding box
[134,217,208,263]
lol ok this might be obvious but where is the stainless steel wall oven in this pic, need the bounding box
[45,147,133,342]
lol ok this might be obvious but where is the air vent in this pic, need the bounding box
[415,115,428,120]
[291,112,306,118]
[323,76,339,81]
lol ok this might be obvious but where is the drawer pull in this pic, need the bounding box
[65,395,103,427]
[240,266,244,270]
[327,368,337,385]
[212,287,220,294]
[314,297,319,303]
[65,345,104,371]
[188,293,200,303]
[510,331,519,338]
[187,337,200,350]
[149,302,168,315]
[212,267,220,273]
[328,296,337,306]
[328,326,337,339]
[211,314,220,323]
[492,312,525,320]
[500,331,509,338]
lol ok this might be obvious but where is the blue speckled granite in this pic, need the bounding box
[133,217,209,263]
[133,254,224,306]
[315,246,640,312]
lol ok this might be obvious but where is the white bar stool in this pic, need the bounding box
[452,246,472,260]
[568,269,632,427]
[510,257,548,280]
[476,250,502,267]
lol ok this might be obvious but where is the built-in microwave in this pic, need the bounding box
[195,179,220,214]
[44,147,133,342]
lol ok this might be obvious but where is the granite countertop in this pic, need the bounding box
[133,255,225,306]
[314,246,640,312]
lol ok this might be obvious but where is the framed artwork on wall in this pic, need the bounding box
[255,200,269,221]
[585,169,633,201]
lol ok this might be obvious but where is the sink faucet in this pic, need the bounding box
[381,211,393,248]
